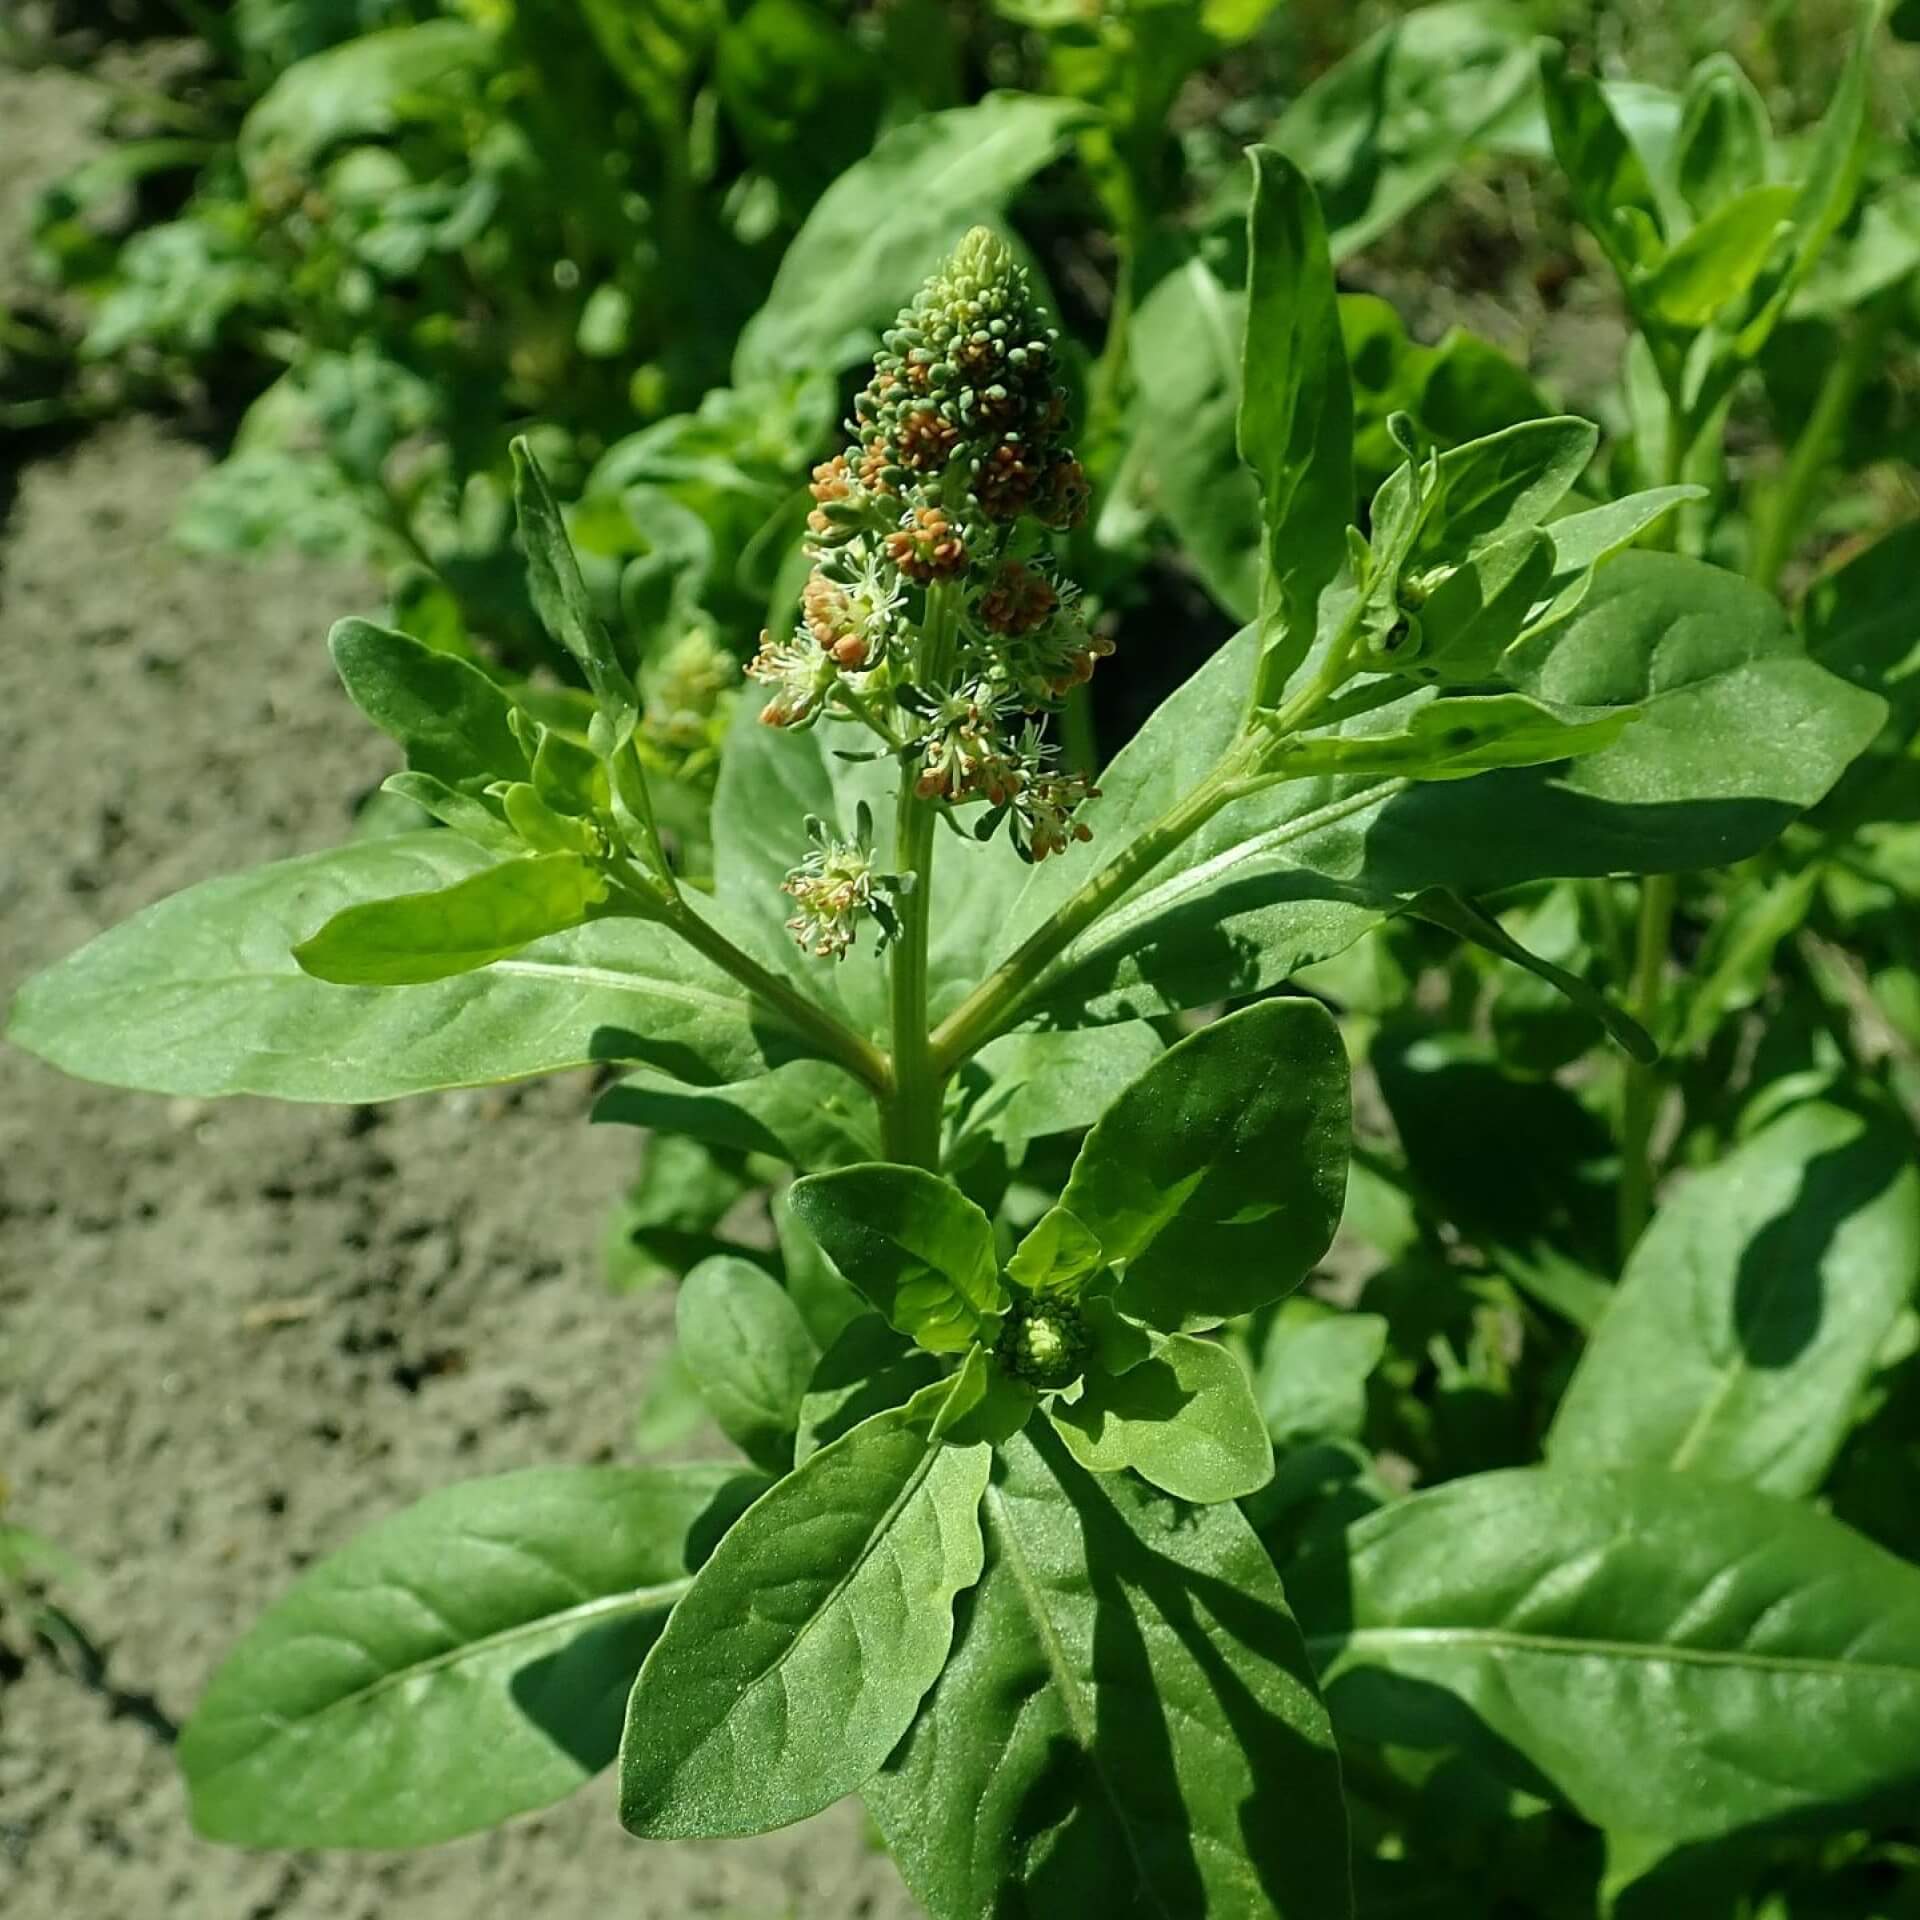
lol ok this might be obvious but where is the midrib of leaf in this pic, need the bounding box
[488,956,758,1021]
[673,1437,945,1777]
[224,1577,692,1752]
[1308,1623,1920,1683]
[1051,778,1407,975]
[78,956,759,1025]
[987,1485,1180,1919]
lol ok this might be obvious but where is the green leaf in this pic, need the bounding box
[868,1427,1350,1918]
[1673,53,1771,222]
[511,438,638,727]
[618,1400,991,1837]
[180,1465,761,1848]
[734,94,1094,381]
[1548,1100,1920,1496]
[1803,518,1920,816]
[1539,44,1666,283]
[1254,1306,1389,1443]
[1529,485,1703,632]
[1416,415,1598,561]
[1050,1332,1274,1503]
[9,835,808,1100]
[1005,1205,1105,1296]
[1240,147,1354,703]
[677,1257,821,1475]
[238,21,489,178]
[1276,691,1636,783]
[1059,998,1350,1330]
[930,1345,1039,1447]
[1405,529,1556,682]
[1295,1465,1920,1845]
[1637,182,1797,327]
[995,553,1883,1026]
[381,772,520,852]
[604,1134,752,1297]
[293,853,610,986]
[1408,888,1655,1062]
[330,618,529,793]
[593,1059,879,1167]
[1131,256,1261,621]
[959,1021,1164,1162]
[1543,489,1703,575]
[1375,1030,1616,1300]
[787,1164,1007,1354]
[1268,2,1536,259]
[1730,1,1877,360]
[794,1314,943,1462]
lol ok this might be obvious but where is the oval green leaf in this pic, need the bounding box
[180,1464,761,1848]
[1296,1465,1920,1845]
[9,834,809,1100]
[1060,997,1351,1330]
[1049,1332,1274,1503]
[293,852,609,985]
[788,1162,1006,1353]
[618,1400,991,1838]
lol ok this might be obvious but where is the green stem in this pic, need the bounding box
[1747,304,1889,596]
[885,583,960,1166]
[654,890,892,1097]
[1616,870,1676,1258]
[1060,683,1098,779]
[930,736,1262,1075]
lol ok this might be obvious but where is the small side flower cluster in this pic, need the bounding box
[779,806,911,961]
[748,228,1114,950]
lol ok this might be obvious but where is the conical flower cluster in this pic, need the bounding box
[749,228,1112,904]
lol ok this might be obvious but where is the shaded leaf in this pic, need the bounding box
[869,1426,1350,1918]
[678,1257,821,1475]
[735,94,1094,380]
[1549,1100,1920,1495]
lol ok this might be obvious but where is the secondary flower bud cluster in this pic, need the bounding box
[778,806,908,961]
[747,227,1112,909]
[994,1295,1090,1390]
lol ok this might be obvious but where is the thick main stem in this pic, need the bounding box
[884,583,959,1167]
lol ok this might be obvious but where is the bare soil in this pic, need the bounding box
[0,417,915,1920]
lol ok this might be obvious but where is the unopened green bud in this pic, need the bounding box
[994,1296,1090,1390]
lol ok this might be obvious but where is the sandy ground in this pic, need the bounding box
[0,419,917,1920]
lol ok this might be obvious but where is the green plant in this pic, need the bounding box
[17,95,1920,1906]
